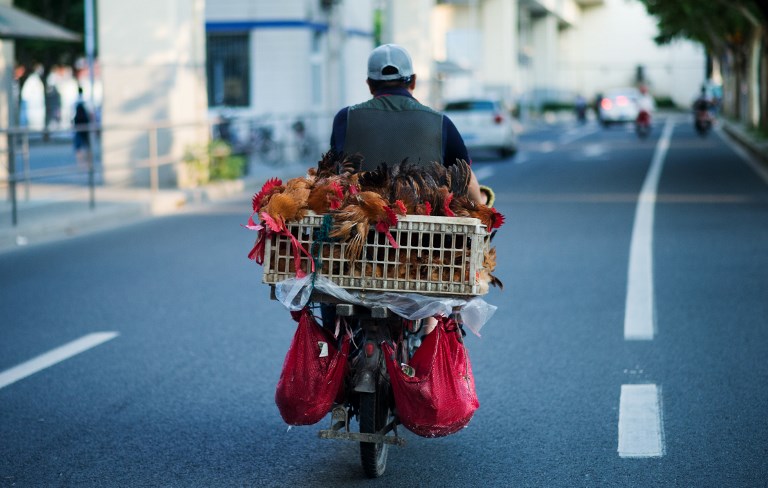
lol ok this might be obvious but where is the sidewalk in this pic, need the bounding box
[720,118,768,166]
[0,160,309,254]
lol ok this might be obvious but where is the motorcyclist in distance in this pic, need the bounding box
[692,87,715,135]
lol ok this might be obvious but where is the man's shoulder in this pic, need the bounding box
[350,95,443,116]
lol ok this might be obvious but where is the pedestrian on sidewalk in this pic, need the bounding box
[73,86,92,169]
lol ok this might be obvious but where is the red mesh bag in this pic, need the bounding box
[382,316,479,437]
[275,308,349,425]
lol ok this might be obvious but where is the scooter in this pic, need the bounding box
[694,109,713,137]
[635,109,651,139]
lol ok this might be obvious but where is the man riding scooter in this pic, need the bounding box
[693,87,715,136]
[635,85,655,139]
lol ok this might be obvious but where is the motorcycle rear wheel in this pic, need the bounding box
[359,382,391,478]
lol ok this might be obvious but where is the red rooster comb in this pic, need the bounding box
[394,199,407,216]
[443,193,455,217]
[383,205,399,226]
[424,201,433,216]
[490,209,506,230]
[329,181,344,210]
[251,177,283,212]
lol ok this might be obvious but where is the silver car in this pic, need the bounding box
[443,99,518,159]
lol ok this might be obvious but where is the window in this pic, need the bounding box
[206,33,250,107]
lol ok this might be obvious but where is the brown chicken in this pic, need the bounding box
[450,196,506,231]
[314,150,362,185]
[260,175,313,232]
[419,159,471,216]
[307,180,344,214]
[329,185,400,263]
[478,246,503,294]
[306,151,364,214]
[251,177,284,214]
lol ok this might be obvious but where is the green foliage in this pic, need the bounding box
[373,9,383,46]
[208,140,245,181]
[540,101,574,112]
[14,0,87,67]
[182,139,244,188]
[654,96,677,108]
[636,0,764,51]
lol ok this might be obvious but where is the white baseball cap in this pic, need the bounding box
[367,44,414,81]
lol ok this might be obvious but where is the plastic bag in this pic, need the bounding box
[382,316,479,437]
[273,274,496,336]
[274,308,349,425]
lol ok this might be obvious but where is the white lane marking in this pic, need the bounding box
[472,166,495,180]
[0,332,119,390]
[618,384,666,458]
[540,141,555,153]
[559,126,600,146]
[624,120,674,340]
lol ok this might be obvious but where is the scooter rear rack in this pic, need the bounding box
[318,405,406,446]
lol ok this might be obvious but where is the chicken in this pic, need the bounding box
[477,246,503,294]
[307,180,344,214]
[442,159,472,197]
[260,175,313,232]
[357,162,391,199]
[250,177,284,215]
[435,188,456,217]
[385,159,429,214]
[329,185,400,263]
[314,150,362,185]
[448,193,505,231]
[246,177,284,261]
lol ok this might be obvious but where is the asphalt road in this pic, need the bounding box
[1,115,767,487]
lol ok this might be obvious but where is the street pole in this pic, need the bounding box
[7,66,17,226]
[85,0,96,209]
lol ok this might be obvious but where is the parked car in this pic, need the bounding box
[443,99,518,159]
[598,87,641,125]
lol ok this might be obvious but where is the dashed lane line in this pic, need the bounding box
[0,332,119,390]
[618,384,666,458]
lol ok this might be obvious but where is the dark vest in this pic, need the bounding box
[344,95,444,171]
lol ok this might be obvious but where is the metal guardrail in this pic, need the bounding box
[1,111,333,227]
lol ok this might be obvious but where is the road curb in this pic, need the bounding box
[720,119,768,167]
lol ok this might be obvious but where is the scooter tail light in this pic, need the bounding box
[364,342,375,357]
[493,113,504,124]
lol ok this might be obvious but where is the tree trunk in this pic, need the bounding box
[746,27,763,128]
[760,34,768,133]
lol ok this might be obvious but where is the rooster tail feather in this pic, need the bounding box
[345,233,364,263]
[448,159,471,197]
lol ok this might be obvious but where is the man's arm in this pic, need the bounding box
[442,116,470,165]
[443,116,488,204]
[468,171,486,204]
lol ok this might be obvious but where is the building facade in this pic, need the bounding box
[427,0,705,113]
[72,0,708,186]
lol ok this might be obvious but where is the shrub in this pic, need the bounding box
[209,140,245,181]
[181,139,244,188]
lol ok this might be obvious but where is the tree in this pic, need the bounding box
[637,0,768,132]
[13,0,86,69]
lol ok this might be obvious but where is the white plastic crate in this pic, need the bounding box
[262,212,490,296]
